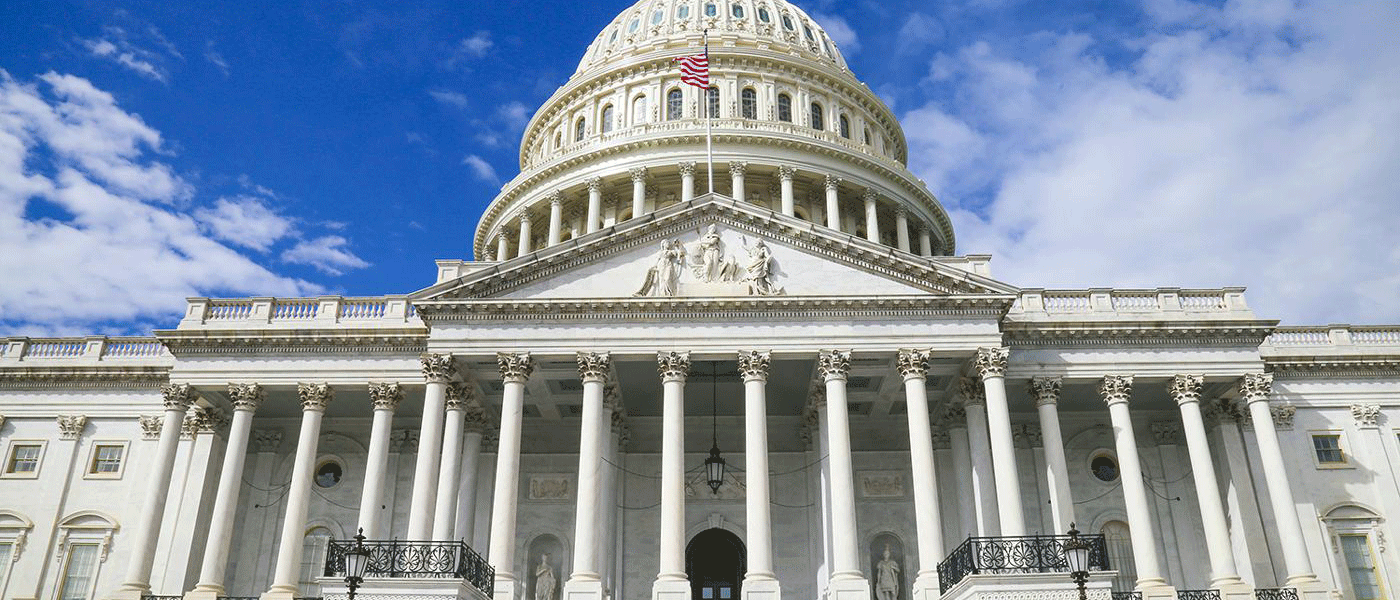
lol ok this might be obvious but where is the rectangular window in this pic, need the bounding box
[90,445,123,474]
[1340,534,1382,600]
[1313,434,1345,464]
[6,444,41,473]
[58,543,99,600]
[0,542,11,590]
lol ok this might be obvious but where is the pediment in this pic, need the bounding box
[414,195,1017,305]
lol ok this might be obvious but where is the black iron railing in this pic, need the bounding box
[1112,593,1143,600]
[1255,589,1299,600]
[1177,591,1221,600]
[140,596,183,600]
[323,539,494,594]
[216,597,261,600]
[936,534,1110,592]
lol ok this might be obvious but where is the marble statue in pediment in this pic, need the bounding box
[742,238,784,296]
[634,239,685,297]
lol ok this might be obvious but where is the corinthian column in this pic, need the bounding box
[819,350,873,600]
[1099,376,1173,596]
[115,384,195,600]
[360,382,404,539]
[496,230,511,262]
[516,212,533,256]
[433,382,473,540]
[653,352,691,600]
[1241,373,1323,590]
[824,175,842,231]
[975,347,1024,536]
[896,349,944,600]
[456,397,490,544]
[567,352,612,600]
[630,168,648,218]
[1029,377,1074,535]
[737,351,781,600]
[918,227,933,257]
[679,162,696,204]
[586,177,603,233]
[959,377,999,536]
[265,383,333,600]
[894,208,910,252]
[862,188,880,243]
[188,384,263,600]
[778,166,796,216]
[548,192,564,246]
[408,354,456,540]
[1169,375,1247,594]
[729,161,747,202]
[491,353,534,600]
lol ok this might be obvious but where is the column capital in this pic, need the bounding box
[57,415,88,440]
[1151,421,1183,445]
[161,383,196,411]
[737,350,771,382]
[1272,404,1297,430]
[677,161,696,177]
[297,383,333,411]
[497,352,534,383]
[861,187,878,203]
[1028,377,1061,407]
[657,351,691,382]
[421,353,458,383]
[368,382,405,411]
[896,348,930,381]
[941,399,967,424]
[728,161,748,176]
[253,429,283,452]
[974,347,1009,379]
[517,210,531,225]
[445,382,476,410]
[1099,375,1133,406]
[777,165,796,180]
[958,376,986,406]
[823,174,842,190]
[817,349,852,382]
[586,176,604,193]
[1352,404,1381,429]
[549,190,565,205]
[228,383,266,412]
[577,351,613,383]
[629,166,648,183]
[1167,374,1204,405]
[1238,373,1273,404]
[1013,423,1042,448]
[893,205,908,217]
[1202,397,1246,424]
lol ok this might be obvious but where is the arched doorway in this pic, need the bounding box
[686,528,746,600]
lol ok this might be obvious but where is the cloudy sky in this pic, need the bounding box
[1,0,1396,335]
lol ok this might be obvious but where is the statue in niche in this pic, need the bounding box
[875,544,901,600]
[534,553,556,600]
[634,239,685,296]
[741,238,784,296]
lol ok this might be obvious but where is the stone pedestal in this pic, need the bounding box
[317,577,491,600]
[563,577,606,600]
[741,575,781,600]
[825,576,872,600]
[940,572,1115,600]
[651,577,690,600]
[910,573,941,600]
[493,575,519,600]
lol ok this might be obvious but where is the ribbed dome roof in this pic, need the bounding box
[576,0,849,75]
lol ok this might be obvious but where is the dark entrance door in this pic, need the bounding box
[686,528,746,600]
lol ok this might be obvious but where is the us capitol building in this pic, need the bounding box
[2,2,1396,600]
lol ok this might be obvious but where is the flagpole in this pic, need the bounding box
[704,29,714,195]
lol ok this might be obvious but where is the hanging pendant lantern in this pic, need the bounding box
[705,443,726,493]
[704,361,725,494]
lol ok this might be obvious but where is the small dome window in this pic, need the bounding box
[705,3,718,17]
[823,38,833,56]
[781,13,794,30]
[677,4,690,19]
[740,88,757,119]
[666,88,684,120]
[839,114,850,139]
[652,8,665,25]
[731,3,744,18]
[777,93,792,122]
[575,117,587,142]
[803,24,816,41]
[757,7,771,22]
[608,28,618,43]
[810,102,824,131]
[628,18,640,34]
[601,104,615,134]
[863,127,871,145]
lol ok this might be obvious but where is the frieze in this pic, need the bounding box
[528,475,572,501]
[858,471,905,498]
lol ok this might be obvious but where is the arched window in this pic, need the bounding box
[54,512,118,600]
[740,88,757,119]
[628,18,640,34]
[810,103,824,130]
[777,94,792,122]
[652,8,665,25]
[863,127,871,145]
[706,86,720,119]
[1100,521,1136,594]
[553,131,561,149]
[632,95,648,125]
[839,115,850,138]
[575,117,586,142]
[601,105,615,134]
[667,89,683,120]
[299,526,334,596]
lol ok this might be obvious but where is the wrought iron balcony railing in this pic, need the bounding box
[936,534,1111,592]
[1255,589,1299,600]
[1177,591,1222,600]
[322,539,494,594]
[1112,592,1143,600]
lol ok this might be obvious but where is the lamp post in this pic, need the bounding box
[344,527,371,600]
[1062,524,1091,600]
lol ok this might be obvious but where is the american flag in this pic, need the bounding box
[673,52,709,88]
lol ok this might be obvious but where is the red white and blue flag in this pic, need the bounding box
[673,52,709,88]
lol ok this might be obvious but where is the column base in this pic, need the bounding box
[651,576,690,600]
[910,572,941,600]
[741,575,781,600]
[184,585,225,600]
[493,574,520,600]
[564,577,606,600]
[107,584,150,600]
[1134,580,1176,600]
[1214,581,1254,600]
[1287,578,1341,600]
[825,575,872,600]
[318,576,492,600]
[260,584,299,600]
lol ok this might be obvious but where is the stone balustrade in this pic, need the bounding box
[179,295,422,329]
[1262,325,1400,364]
[1,336,171,363]
[1011,288,1250,320]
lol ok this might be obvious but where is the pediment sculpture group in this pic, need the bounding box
[634,224,785,297]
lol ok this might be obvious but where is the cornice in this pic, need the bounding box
[1002,322,1276,348]
[1267,357,1400,379]
[156,328,429,356]
[416,295,1013,322]
[0,366,170,390]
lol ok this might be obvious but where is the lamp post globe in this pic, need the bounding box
[344,527,372,600]
[1062,524,1091,600]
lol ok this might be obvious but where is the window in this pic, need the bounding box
[758,7,771,22]
[652,9,664,24]
[0,542,12,592]
[731,3,743,18]
[601,104,615,133]
[315,460,343,488]
[740,88,757,119]
[1091,454,1119,482]
[574,117,586,142]
[628,18,640,34]
[705,2,717,17]
[677,4,690,19]
[5,444,41,475]
[803,24,816,41]
[1101,521,1136,593]
[553,132,561,149]
[299,527,333,596]
[823,38,833,57]
[863,127,871,145]
[705,86,720,118]
[781,13,794,30]
[90,444,123,475]
[1341,535,1383,599]
[1313,434,1346,464]
[777,94,792,122]
[57,544,99,600]
[667,89,683,120]
[608,28,618,44]
[839,115,850,138]
[810,102,824,130]
[632,95,648,125]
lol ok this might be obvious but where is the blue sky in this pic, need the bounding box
[1,0,1397,335]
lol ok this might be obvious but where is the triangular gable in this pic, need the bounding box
[413,194,1019,303]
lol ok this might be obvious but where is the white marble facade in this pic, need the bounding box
[1,2,1397,600]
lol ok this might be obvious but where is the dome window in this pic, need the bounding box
[781,13,794,30]
[863,127,871,145]
[705,86,720,119]
[839,115,850,139]
[652,8,665,25]
[731,3,744,18]
[667,89,684,120]
[757,7,771,22]
[553,132,561,149]
[810,102,824,131]
[822,38,833,57]
[777,93,792,122]
[677,4,690,19]
[633,95,648,125]
[575,117,587,142]
[740,88,757,119]
[628,18,640,34]
[705,3,717,17]
[803,24,816,42]
[608,28,618,43]
[601,105,615,134]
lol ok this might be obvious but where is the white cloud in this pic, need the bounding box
[459,31,493,57]
[204,41,230,76]
[497,101,531,130]
[896,13,943,56]
[0,71,322,333]
[194,196,294,251]
[462,154,498,183]
[429,89,469,109]
[811,13,860,54]
[281,235,369,275]
[83,38,167,82]
[903,0,1400,324]
[79,25,181,83]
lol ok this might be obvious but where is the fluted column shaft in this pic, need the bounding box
[779,166,795,216]
[570,353,611,583]
[679,163,696,204]
[824,176,841,231]
[586,177,603,233]
[358,384,403,539]
[1100,376,1167,589]
[819,351,862,579]
[516,213,532,256]
[730,162,747,202]
[548,194,564,246]
[191,385,262,597]
[976,348,1024,536]
[894,209,910,252]
[960,378,999,536]
[491,353,534,600]
[117,385,195,598]
[918,228,933,257]
[738,352,776,581]
[630,168,647,218]
[496,232,511,262]
[456,427,485,542]
[945,418,977,538]
[1030,378,1074,534]
[1242,374,1318,585]
[863,190,880,243]
[408,354,455,540]
[656,352,690,581]
[268,384,333,596]
[1170,375,1243,587]
[433,384,471,540]
[897,350,944,591]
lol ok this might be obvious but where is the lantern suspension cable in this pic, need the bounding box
[704,361,726,494]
